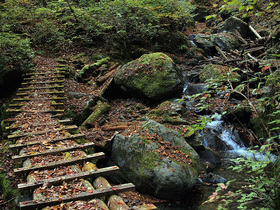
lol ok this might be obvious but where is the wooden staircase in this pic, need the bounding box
[1,67,154,209]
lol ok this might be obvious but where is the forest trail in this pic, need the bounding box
[2,64,146,209]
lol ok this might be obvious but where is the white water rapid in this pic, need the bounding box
[204,115,276,161]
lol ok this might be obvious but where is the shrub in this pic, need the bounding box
[0,32,33,87]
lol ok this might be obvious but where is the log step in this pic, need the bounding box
[9,134,85,150]
[16,91,65,96]
[12,142,95,161]
[18,166,119,191]
[14,152,105,175]
[6,109,64,114]
[8,125,78,139]
[5,118,72,131]
[18,85,64,91]
[21,80,64,85]
[23,75,64,81]
[19,183,135,210]
[26,71,65,76]
[8,102,64,108]
[13,97,67,102]
[3,114,64,124]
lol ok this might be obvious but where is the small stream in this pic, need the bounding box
[203,115,274,161]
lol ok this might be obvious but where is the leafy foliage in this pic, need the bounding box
[199,60,280,209]
[206,0,279,20]
[0,0,195,57]
[0,32,33,85]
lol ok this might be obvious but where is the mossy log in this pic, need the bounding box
[80,101,111,130]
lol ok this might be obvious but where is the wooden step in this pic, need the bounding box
[6,119,72,131]
[23,75,64,81]
[8,102,64,108]
[14,152,105,175]
[3,114,64,124]
[8,125,78,139]
[18,85,64,91]
[19,183,135,209]
[12,142,95,161]
[18,166,119,191]
[16,91,65,96]
[26,71,65,76]
[9,134,85,150]
[6,109,64,114]
[13,97,67,102]
[21,80,64,86]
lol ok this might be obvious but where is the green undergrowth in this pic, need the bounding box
[0,0,196,58]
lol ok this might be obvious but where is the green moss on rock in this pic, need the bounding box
[111,120,200,200]
[0,173,20,209]
[80,101,111,130]
[114,53,184,101]
[200,64,241,85]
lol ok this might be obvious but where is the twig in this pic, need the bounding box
[245,198,264,205]
[249,25,262,39]
[247,53,258,62]
[264,26,280,46]
[215,46,228,61]
[234,30,248,45]
[0,197,15,206]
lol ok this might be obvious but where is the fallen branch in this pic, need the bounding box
[249,25,262,39]
[215,46,228,61]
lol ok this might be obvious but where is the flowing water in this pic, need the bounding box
[204,116,277,161]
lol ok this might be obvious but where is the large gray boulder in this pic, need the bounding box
[190,32,241,55]
[114,53,184,101]
[217,16,254,38]
[111,120,201,200]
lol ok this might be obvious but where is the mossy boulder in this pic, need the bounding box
[217,16,254,39]
[111,120,200,200]
[148,101,189,125]
[200,64,241,85]
[114,53,184,101]
[190,32,241,55]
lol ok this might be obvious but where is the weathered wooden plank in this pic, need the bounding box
[3,114,64,124]
[26,71,66,76]
[18,166,119,191]
[6,109,65,114]
[8,102,64,108]
[23,75,64,81]
[14,152,105,175]
[13,97,67,102]
[12,142,95,161]
[16,91,65,96]
[8,125,78,139]
[18,86,64,91]
[19,183,135,209]
[5,118,71,131]
[9,134,85,150]
[21,80,64,85]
